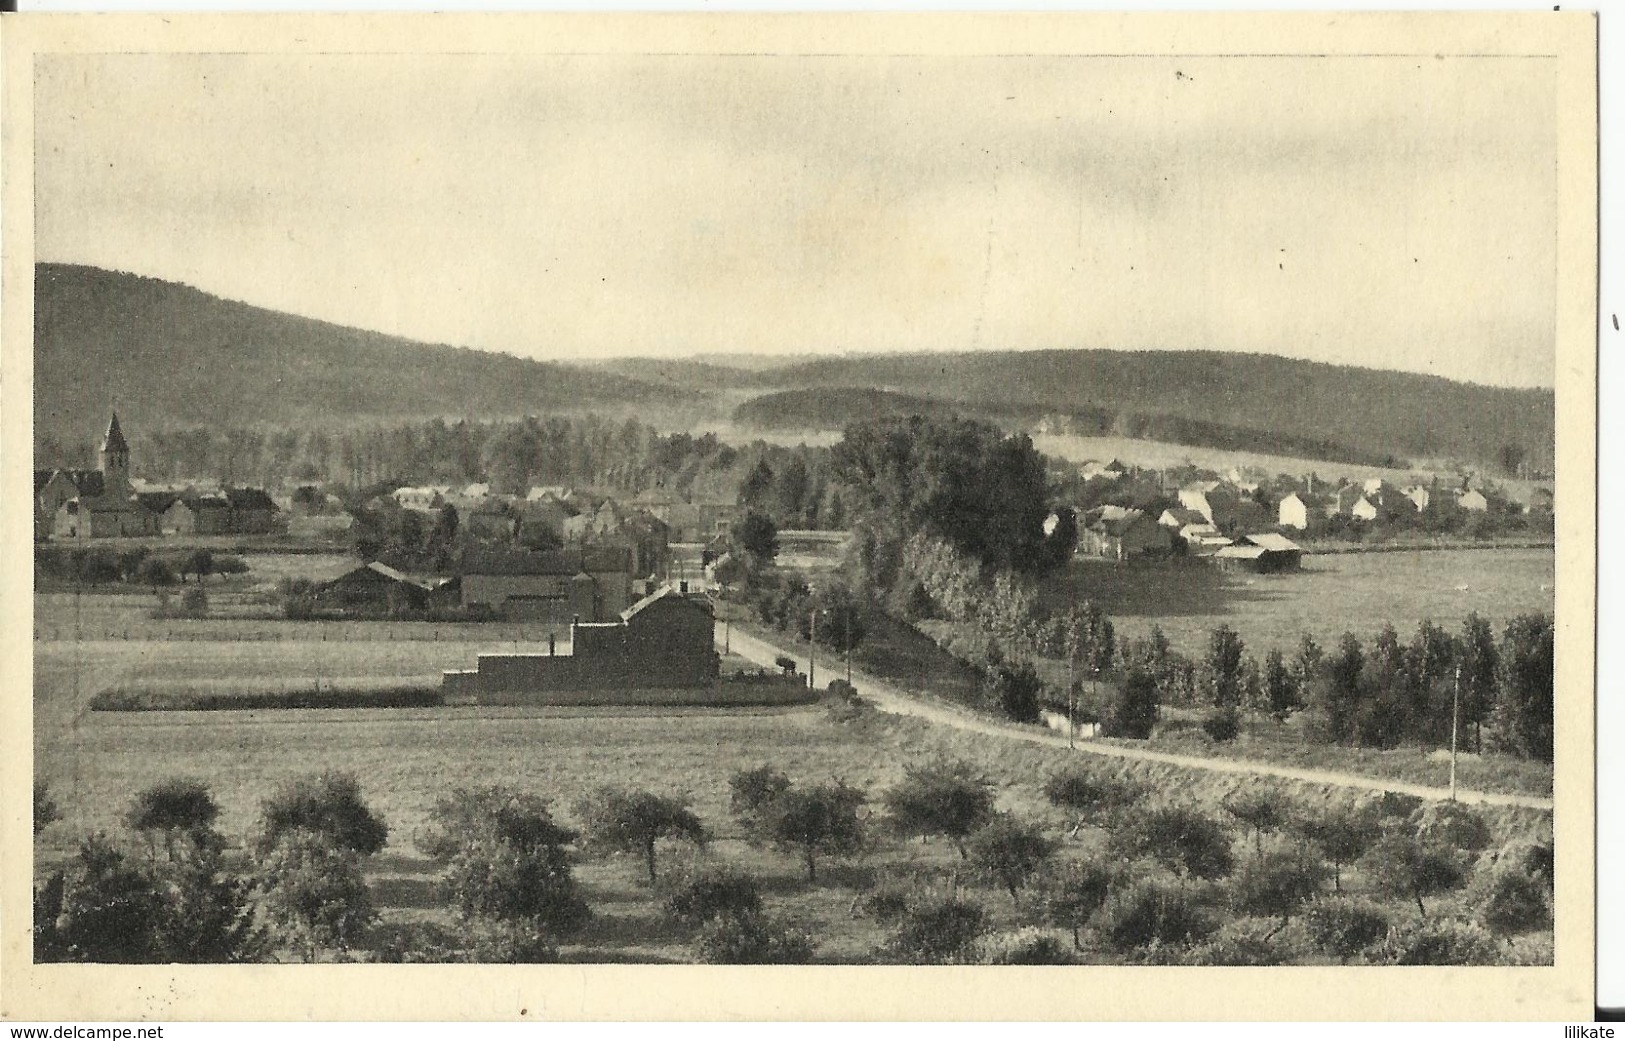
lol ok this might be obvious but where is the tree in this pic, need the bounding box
[124,778,220,862]
[136,555,179,593]
[255,771,389,858]
[1033,856,1114,949]
[1229,846,1329,927]
[754,781,867,882]
[1043,768,1145,836]
[213,554,251,579]
[574,787,708,883]
[1096,878,1219,953]
[1221,787,1296,858]
[1457,612,1499,752]
[181,548,215,584]
[985,659,1043,724]
[1490,613,1554,762]
[1318,633,1366,744]
[256,828,377,961]
[416,787,588,959]
[738,459,776,511]
[882,759,995,858]
[1107,805,1235,884]
[1359,832,1468,917]
[967,814,1058,905]
[1205,625,1246,709]
[1263,648,1302,723]
[1288,802,1381,891]
[732,511,780,567]
[1103,667,1160,739]
[1411,801,1491,853]
[153,840,268,963]
[1302,896,1392,963]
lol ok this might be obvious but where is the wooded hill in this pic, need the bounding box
[730,350,1554,471]
[33,264,687,452]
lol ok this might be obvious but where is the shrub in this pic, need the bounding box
[153,844,268,963]
[36,835,167,963]
[1185,917,1296,966]
[985,660,1043,724]
[1411,801,1491,853]
[135,555,178,591]
[1097,878,1219,953]
[728,765,792,827]
[696,913,815,964]
[966,813,1058,905]
[1104,668,1160,739]
[980,928,1074,964]
[574,787,708,883]
[1469,859,1552,936]
[214,554,250,577]
[1201,707,1242,743]
[255,771,389,858]
[1228,846,1329,924]
[177,587,210,619]
[1108,806,1235,883]
[883,897,988,964]
[882,758,995,858]
[416,786,576,862]
[663,866,763,927]
[1377,917,1502,965]
[1302,895,1392,963]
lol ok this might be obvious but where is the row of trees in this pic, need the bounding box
[36,546,249,589]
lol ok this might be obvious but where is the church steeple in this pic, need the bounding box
[100,412,129,494]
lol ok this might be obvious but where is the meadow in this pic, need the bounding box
[1049,547,1555,660]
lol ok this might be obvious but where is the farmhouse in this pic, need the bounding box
[458,546,633,622]
[1212,533,1303,573]
[443,585,726,705]
[1078,507,1173,560]
[317,561,437,613]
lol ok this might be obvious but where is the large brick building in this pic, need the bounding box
[443,585,723,705]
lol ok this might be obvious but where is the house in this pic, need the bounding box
[393,485,451,511]
[1078,507,1174,560]
[518,498,576,542]
[1277,492,1328,532]
[1158,507,1208,531]
[1212,533,1303,573]
[458,546,634,622]
[442,585,727,706]
[163,494,231,535]
[466,502,520,541]
[317,561,436,613]
[1458,488,1490,513]
[656,501,740,543]
[225,487,280,534]
[35,469,103,537]
[1179,483,1266,534]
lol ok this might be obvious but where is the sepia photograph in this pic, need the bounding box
[0,10,1598,1022]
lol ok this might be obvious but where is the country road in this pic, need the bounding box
[718,623,1554,812]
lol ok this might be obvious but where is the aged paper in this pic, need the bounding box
[1,11,1598,1022]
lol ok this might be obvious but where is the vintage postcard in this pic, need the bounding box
[0,10,1598,1022]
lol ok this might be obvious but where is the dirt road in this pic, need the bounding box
[719,624,1553,812]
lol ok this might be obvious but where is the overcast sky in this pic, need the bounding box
[35,51,1557,388]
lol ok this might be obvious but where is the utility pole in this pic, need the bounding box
[808,607,818,690]
[1449,664,1461,801]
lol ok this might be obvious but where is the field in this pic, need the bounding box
[1047,547,1555,660]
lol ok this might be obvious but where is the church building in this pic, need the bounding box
[36,414,160,540]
